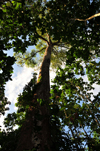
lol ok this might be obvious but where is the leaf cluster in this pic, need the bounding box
[50,50,100,149]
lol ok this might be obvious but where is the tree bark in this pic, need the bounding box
[15,41,53,151]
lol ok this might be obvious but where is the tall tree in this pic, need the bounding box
[0,0,100,150]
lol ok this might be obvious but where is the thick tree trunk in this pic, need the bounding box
[15,41,53,151]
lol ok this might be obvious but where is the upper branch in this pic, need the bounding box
[52,39,61,46]
[36,32,49,44]
[71,13,100,22]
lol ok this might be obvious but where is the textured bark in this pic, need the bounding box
[15,41,53,151]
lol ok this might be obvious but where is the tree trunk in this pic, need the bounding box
[15,41,53,151]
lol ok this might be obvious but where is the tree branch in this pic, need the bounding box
[47,33,51,43]
[36,32,49,44]
[71,12,100,22]
[25,47,46,60]
[52,39,61,46]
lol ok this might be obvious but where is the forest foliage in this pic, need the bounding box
[0,0,100,150]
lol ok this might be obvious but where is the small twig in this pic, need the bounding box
[25,48,46,60]
[52,39,61,46]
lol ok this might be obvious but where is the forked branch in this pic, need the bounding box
[36,32,49,44]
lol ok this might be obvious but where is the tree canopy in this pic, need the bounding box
[0,0,100,150]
